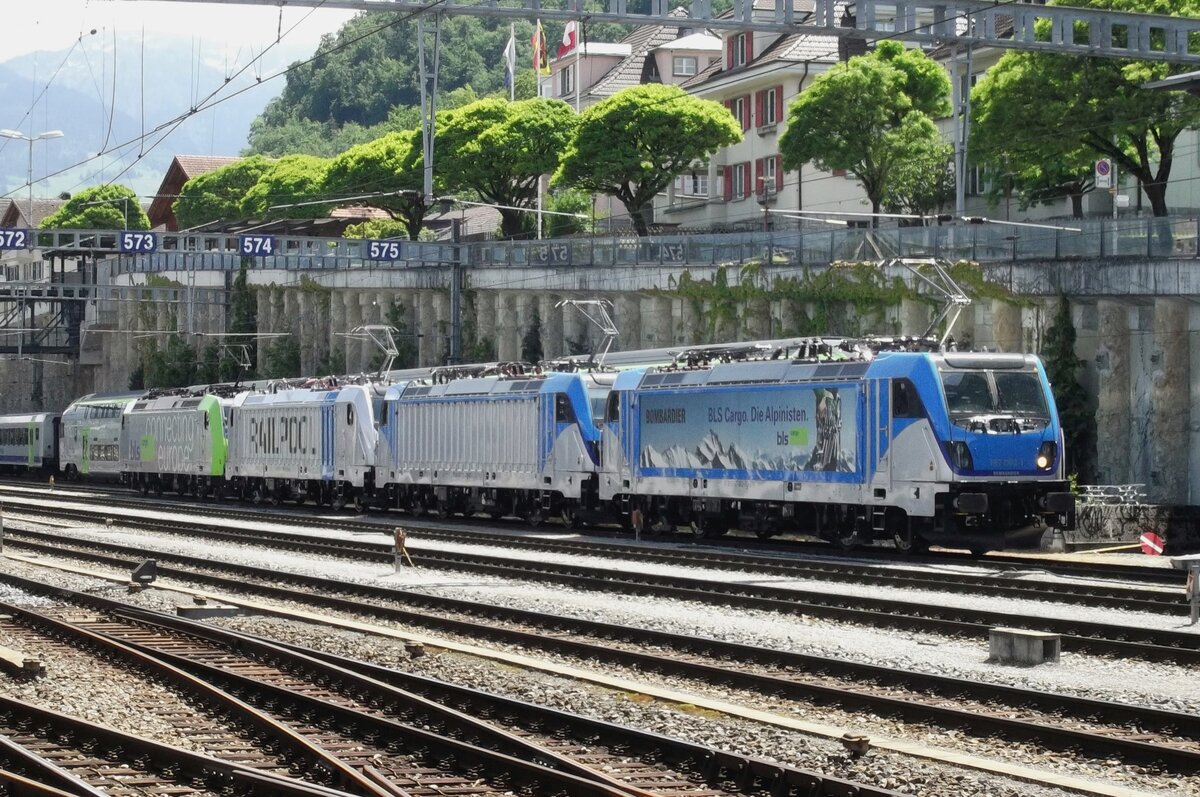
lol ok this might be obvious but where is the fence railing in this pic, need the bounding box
[5,216,1199,274]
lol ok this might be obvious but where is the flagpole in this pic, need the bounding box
[574,18,581,113]
[509,23,516,101]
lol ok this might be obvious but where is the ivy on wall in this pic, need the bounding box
[661,260,1015,342]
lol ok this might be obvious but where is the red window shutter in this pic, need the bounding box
[754,92,763,128]
[743,162,752,198]
[755,158,764,195]
[745,32,753,61]
[775,85,784,122]
[776,155,784,192]
[724,166,734,201]
[742,94,751,131]
[727,37,734,67]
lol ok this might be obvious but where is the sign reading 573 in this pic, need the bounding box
[0,229,30,250]
[120,231,157,253]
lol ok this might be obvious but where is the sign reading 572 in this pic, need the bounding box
[0,229,30,250]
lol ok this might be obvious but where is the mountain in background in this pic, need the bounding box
[0,32,315,201]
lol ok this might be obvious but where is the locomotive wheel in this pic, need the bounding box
[892,521,928,554]
[559,504,579,529]
[526,505,545,528]
[690,516,728,539]
[835,526,862,550]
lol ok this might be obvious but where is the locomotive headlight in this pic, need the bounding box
[946,441,973,471]
[1036,441,1057,471]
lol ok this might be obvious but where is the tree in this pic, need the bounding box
[223,262,257,382]
[555,84,741,236]
[1041,298,1095,482]
[521,309,543,363]
[174,156,273,230]
[970,0,1200,218]
[240,155,333,220]
[438,98,579,238]
[546,189,593,237]
[40,184,150,230]
[882,137,954,221]
[779,41,950,225]
[144,334,198,389]
[325,130,429,240]
[263,335,302,379]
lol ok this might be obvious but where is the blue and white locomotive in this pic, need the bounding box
[374,366,606,524]
[599,339,1074,552]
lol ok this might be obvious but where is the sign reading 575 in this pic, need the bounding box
[0,229,30,250]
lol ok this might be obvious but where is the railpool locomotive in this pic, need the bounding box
[375,367,609,523]
[226,383,378,509]
[0,336,1076,553]
[600,340,1074,552]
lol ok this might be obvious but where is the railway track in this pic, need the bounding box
[1,491,1186,617]
[3,525,1198,779]
[0,570,901,797]
[4,505,1196,665]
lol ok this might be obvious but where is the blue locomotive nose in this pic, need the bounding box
[959,433,1054,475]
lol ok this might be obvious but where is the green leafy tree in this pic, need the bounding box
[40,184,149,230]
[197,342,222,384]
[546,189,593,237]
[521,309,543,363]
[1041,298,1096,482]
[437,98,579,238]
[174,156,273,230]
[555,84,741,236]
[970,0,1200,218]
[779,41,950,225]
[882,137,954,221]
[263,335,302,379]
[144,334,198,389]
[325,130,429,240]
[240,154,333,220]
[223,262,257,382]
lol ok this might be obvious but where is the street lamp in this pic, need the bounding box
[0,129,65,225]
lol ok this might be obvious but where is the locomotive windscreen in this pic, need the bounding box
[940,369,1048,418]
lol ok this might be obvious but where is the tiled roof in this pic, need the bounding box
[0,197,70,228]
[583,7,698,103]
[173,155,241,179]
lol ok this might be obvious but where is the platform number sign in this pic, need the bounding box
[0,229,30,250]
[119,231,157,253]
[239,234,276,257]
[366,239,405,261]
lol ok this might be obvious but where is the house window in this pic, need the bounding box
[732,33,749,67]
[559,65,574,97]
[680,171,709,196]
[731,96,747,128]
[673,56,697,76]
[731,163,748,199]
[761,158,777,196]
[761,87,778,125]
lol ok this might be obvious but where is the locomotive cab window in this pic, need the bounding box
[605,392,620,423]
[892,378,925,418]
[555,394,576,423]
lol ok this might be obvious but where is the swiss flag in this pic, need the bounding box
[558,20,578,58]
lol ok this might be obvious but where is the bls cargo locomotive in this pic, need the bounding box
[0,336,1075,553]
[599,340,1074,553]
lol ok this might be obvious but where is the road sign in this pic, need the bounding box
[1095,159,1112,189]
[1139,530,1164,556]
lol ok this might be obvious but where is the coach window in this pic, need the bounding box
[892,378,925,418]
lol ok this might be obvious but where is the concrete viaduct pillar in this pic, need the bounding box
[1095,301,1132,485]
[1151,299,1190,504]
